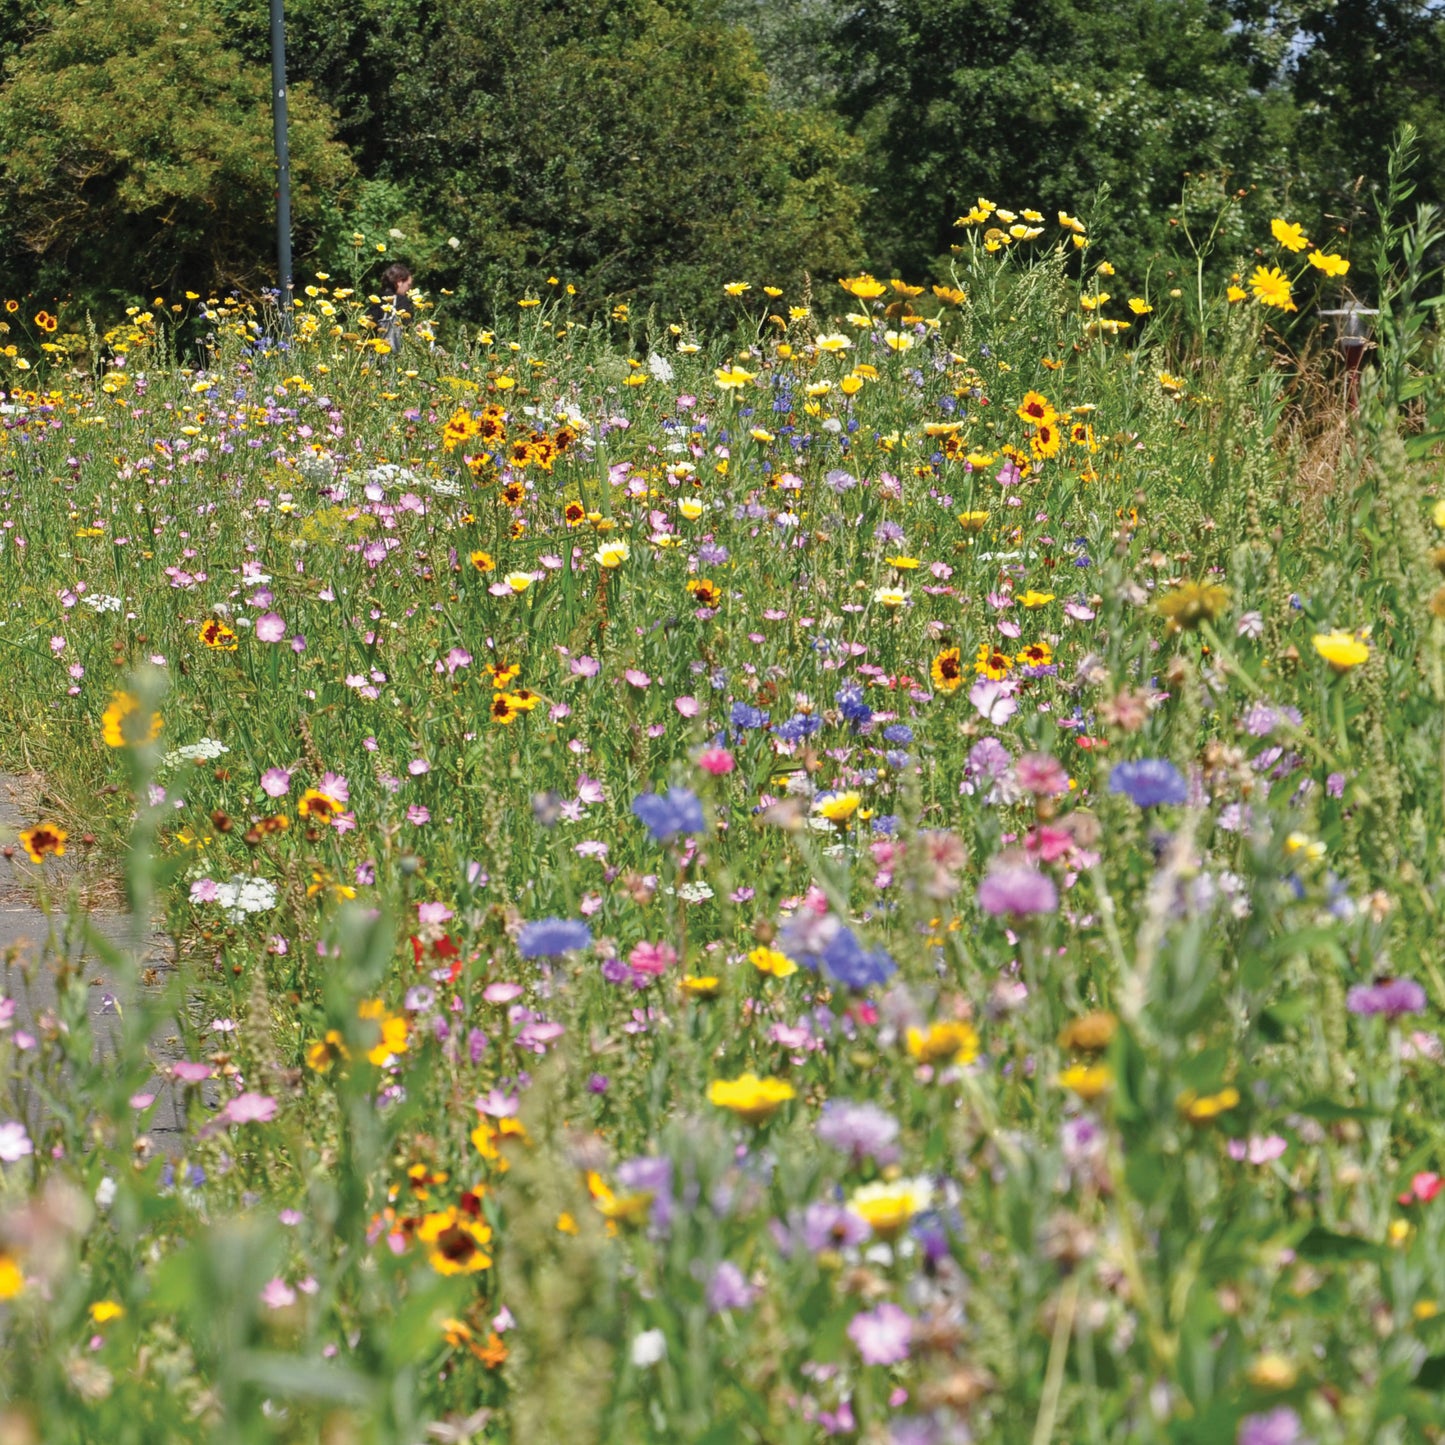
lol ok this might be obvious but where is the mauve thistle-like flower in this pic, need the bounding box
[816,1100,901,1165]
[1237,1407,1306,1445]
[848,1301,913,1365]
[1346,977,1426,1019]
[706,1260,756,1313]
[978,860,1058,917]
[1014,752,1070,798]
[802,1201,871,1252]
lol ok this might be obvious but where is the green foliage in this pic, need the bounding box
[0,0,353,309]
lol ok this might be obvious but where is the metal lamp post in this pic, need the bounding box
[1319,301,1378,412]
[270,0,293,329]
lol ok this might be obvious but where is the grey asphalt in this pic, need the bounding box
[0,774,190,1150]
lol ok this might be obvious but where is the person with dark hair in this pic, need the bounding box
[367,263,414,349]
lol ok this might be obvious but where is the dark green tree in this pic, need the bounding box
[0,0,353,308]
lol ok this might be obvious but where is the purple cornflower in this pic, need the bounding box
[965,737,1012,786]
[847,1302,913,1365]
[1346,977,1426,1019]
[706,1260,756,1313]
[617,1155,674,1231]
[730,701,769,731]
[802,1201,871,1252]
[1109,758,1188,808]
[978,860,1058,917]
[517,917,592,958]
[631,786,706,843]
[816,1100,901,1165]
[1237,1407,1306,1445]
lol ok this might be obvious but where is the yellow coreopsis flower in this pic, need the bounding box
[906,1020,980,1066]
[715,366,756,390]
[1270,218,1310,253]
[1128,297,1153,315]
[1059,1062,1113,1100]
[1312,630,1370,671]
[1308,250,1350,278]
[839,273,888,300]
[1017,589,1055,608]
[708,1073,795,1124]
[747,945,798,979]
[723,281,751,296]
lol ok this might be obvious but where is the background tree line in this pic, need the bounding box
[0,0,1442,323]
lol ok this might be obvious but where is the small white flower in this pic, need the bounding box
[446,236,461,250]
[95,1176,117,1209]
[630,1328,667,1367]
[647,352,675,383]
[82,594,123,614]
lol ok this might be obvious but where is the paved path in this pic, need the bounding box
[0,773,189,1150]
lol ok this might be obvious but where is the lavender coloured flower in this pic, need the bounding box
[706,1260,757,1313]
[617,1154,675,1231]
[632,786,706,843]
[517,916,592,958]
[1109,758,1188,808]
[816,1100,901,1165]
[978,861,1059,917]
[1237,1407,1306,1445]
[1346,977,1426,1019]
[847,1301,913,1365]
[965,737,1012,784]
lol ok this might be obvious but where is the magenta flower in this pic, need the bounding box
[570,655,600,677]
[407,804,431,825]
[1014,753,1069,798]
[675,695,701,717]
[189,878,220,904]
[417,901,454,925]
[627,940,678,977]
[172,1060,213,1084]
[697,747,735,775]
[255,611,287,643]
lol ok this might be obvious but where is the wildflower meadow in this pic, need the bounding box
[2,160,1445,1445]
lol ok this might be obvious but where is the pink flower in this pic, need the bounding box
[224,1092,278,1125]
[675,695,700,717]
[319,772,350,802]
[255,611,287,643]
[627,940,678,977]
[577,776,606,804]
[625,668,651,688]
[172,1060,213,1084]
[969,677,1018,725]
[408,758,430,775]
[418,901,454,924]
[260,767,291,798]
[407,804,431,825]
[484,982,524,1004]
[189,878,219,904]
[570,655,600,677]
[260,1278,297,1309]
[697,747,735,775]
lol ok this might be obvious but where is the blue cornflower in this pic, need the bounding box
[631,786,706,843]
[775,714,823,745]
[1109,759,1188,808]
[835,683,873,728]
[821,927,897,990]
[518,917,593,958]
[882,724,913,744]
[872,814,901,835]
[730,702,769,731]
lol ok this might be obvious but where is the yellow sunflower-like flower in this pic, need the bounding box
[1249,266,1296,312]
[747,946,798,979]
[101,691,162,748]
[707,1072,795,1124]
[1270,218,1310,253]
[418,1208,493,1275]
[1311,630,1370,671]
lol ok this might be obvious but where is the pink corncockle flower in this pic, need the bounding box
[255,612,287,643]
[260,767,291,798]
[418,901,454,925]
[969,677,1018,726]
[407,804,431,825]
[1227,1135,1288,1165]
[675,695,700,717]
[225,1092,278,1125]
[172,1060,213,1083]
[1064,599,1096,621]
[408,758,430,776]
[570,655,600,677]
[625,668,651,688]
[627,940,678,977]
[484,982,524,1004]
[697,747,735,775]
[577,776,605,804]
[319,772,350,802]
[477,1088,520,1118]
